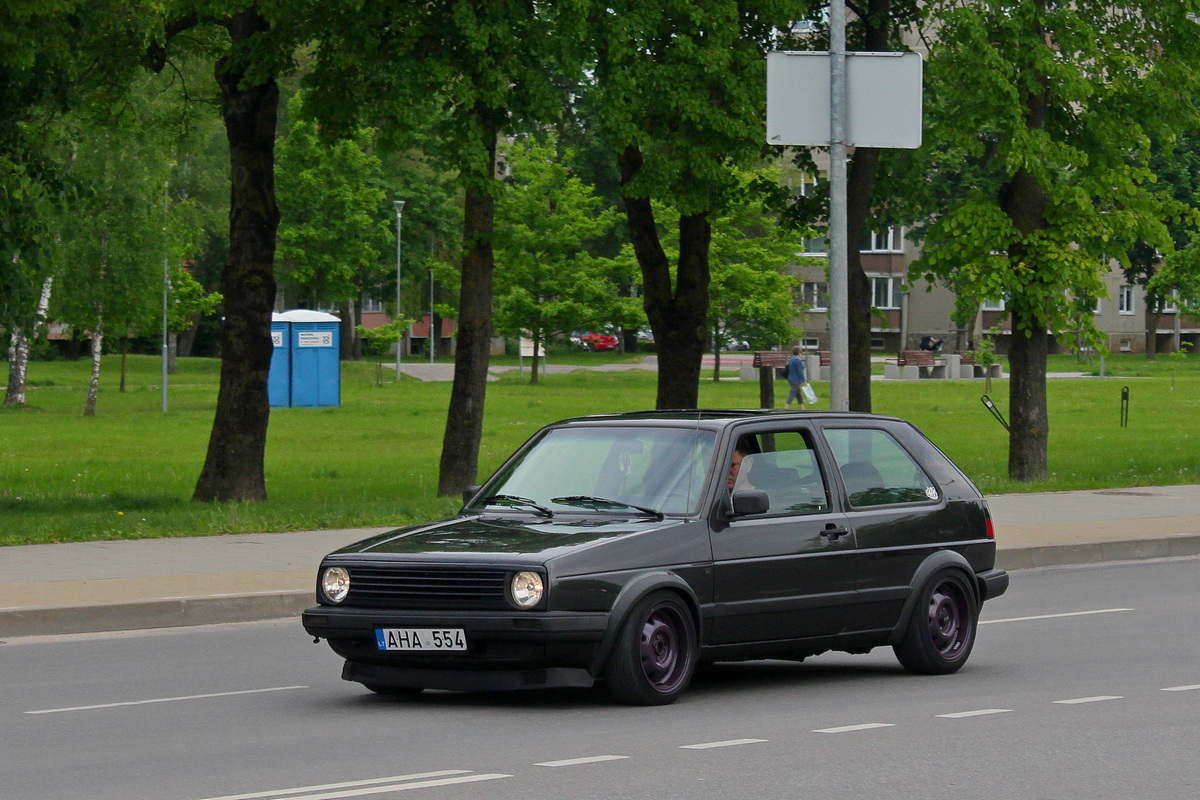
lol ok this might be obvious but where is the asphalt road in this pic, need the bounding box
[4,556,1198,800]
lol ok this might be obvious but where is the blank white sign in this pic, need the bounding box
[767,51,923,149]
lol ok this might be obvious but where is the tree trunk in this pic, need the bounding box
[119,336,128,392]
[530,332,540,385]
[712,328,721,382]
[1007,309,1049,481]
[438,107,498,496]
[843,0,893,413]
[1145,307,1160,359]
[168,332,178,373]
[619,144,709,410]
[84,317,103,417]
[193,9,279,503]
[4,275,53,407]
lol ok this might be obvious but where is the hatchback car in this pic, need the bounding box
[303,410,1008,705]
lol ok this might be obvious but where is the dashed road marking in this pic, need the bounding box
[680,739,768,749]
[1163,684,1200,692]
[937,708,1012,719]
[813,723,895,734]
[25,685,308,715]
[1054,695,1123,705]
[981,608,1134,625]
[535,755,629,767]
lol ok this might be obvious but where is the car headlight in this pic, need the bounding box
[509,571,544,609]
[320,566,350,604]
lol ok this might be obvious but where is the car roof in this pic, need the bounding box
[551,409,909,430]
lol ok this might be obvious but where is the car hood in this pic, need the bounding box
[326,513,683,561]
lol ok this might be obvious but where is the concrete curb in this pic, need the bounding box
[995,533,1200,571]
[4,535,1198,639]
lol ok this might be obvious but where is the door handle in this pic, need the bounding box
[821,526,849,540]
[821,525,850,540]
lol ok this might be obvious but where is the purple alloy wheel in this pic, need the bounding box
[639,604,692,693]
[927,578,973,659]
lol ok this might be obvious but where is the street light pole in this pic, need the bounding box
[394,199,405,379]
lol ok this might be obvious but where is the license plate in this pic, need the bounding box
[375,628,467,651]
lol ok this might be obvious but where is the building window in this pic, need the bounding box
[871,276,902,310]
[362,297,384,313]
[800,281,828,311]
[1119,285,1135,315]
[860,225,904,253]
[982,297,1006,312]
[802,337,820,350]
[801,235,828,256]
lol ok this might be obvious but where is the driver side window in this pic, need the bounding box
[731,430,830,514]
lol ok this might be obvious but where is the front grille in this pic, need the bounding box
[347,565,511,610]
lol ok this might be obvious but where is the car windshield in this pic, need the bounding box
[473,425,717,516]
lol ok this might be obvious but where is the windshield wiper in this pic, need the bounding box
[551,495,665,521]
[476,494,554,518]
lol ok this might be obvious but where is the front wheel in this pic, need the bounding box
[894,570,978,675]
[604,591,698,705]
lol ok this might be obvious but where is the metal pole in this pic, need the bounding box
[828,0,849,411]
[394,199,405,379]
[161,178,169,412]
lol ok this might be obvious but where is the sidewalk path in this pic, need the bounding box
[2,486,1198,639]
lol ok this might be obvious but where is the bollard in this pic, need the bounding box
[1120,386,1129,428]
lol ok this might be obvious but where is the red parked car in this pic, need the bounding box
[573,331,618,351]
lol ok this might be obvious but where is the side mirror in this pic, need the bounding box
[462,484,483,508]
[731,489,770,517]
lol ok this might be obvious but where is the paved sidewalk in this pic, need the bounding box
[2,486,1198,639]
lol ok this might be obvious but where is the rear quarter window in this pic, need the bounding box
[822,427,939,507]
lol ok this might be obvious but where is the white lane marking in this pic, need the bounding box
[980,608,1134,625]
[1163,684,1200,692]
[535,755,629,767]
[680,738,768,750]
[190,771,471,800]
[1054,696,1123,705]
[24,685,308,715]
[813,723,895,734]
[248,774,510,800]
[937,708,1012,719]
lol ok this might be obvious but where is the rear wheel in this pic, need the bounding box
[894,570,978,674]
[604,591,698,705]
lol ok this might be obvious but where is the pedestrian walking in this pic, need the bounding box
[784,346,807,409]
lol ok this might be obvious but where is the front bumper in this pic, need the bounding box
[302,605,611,677]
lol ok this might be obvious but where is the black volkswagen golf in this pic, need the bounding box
[302,410,1008,705]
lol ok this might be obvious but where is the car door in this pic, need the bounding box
[819,423,950,633]
[709,426,858,644]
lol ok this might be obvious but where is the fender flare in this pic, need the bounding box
[885,550,979,647]
[586,571,701,678]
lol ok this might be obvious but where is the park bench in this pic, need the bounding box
[884,350,946,380]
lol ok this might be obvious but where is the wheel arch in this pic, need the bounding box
[587,572,701,678]
[886,550,979,647]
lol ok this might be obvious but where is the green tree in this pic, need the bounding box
[493,135,620,383]
[304,0,580,495]
[585,0,801,409]
[903,0,1200,480]
[276,93,389,356]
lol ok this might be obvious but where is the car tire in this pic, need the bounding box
[604,591,698,705]
[894,570,978,675]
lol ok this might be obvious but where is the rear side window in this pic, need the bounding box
[822,427,938,507]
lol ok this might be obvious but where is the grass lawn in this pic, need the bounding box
[2,350,1198,546]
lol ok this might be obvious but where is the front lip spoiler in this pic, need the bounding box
[342,660,596,692]
[302,606,609,641]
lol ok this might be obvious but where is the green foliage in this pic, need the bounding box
[276,93,389,308]
[492,134,622,349]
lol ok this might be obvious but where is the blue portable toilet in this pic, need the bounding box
[279,309,341,407]
[268,313,292,408]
